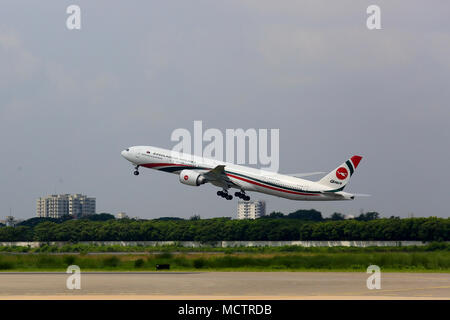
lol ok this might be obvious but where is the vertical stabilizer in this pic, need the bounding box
[317,155,363,190]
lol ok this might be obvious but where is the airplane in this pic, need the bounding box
[121,146,364,201]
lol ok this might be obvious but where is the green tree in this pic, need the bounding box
[330,213,345,221]
[82,213,115,221]
[356,211,380,221]
[263,212,285,219]
[288,209,323,221]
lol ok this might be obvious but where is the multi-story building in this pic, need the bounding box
[36,194,69,218]
[237,200,266,220]
[116,212,128,219]
[36,194,96,218]
[68,194,96,217]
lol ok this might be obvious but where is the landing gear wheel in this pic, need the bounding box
[133,171,139,176]
[217,190,232,199]
[234,191,249,200]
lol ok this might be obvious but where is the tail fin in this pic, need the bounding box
[317,155,363,190]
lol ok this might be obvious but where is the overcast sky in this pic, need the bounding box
[1,1,449,220]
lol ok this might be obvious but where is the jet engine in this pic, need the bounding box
[179,170,206,186]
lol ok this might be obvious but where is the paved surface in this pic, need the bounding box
[0,272,448,299]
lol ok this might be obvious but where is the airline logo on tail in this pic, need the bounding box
[336,167,349,180]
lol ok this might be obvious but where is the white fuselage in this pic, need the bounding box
[121,146,355,201]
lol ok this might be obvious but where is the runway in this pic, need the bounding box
[0,272,448,299]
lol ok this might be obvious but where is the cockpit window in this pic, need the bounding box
[126,149,129,151]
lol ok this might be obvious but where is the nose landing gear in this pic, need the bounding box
[133,165,140,176]
[217,190,233,200]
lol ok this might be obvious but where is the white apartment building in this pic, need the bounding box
[237,200,266,220]
[116,212,128,219]
[36,194,96,218]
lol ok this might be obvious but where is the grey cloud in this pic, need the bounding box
[0,1,449,220]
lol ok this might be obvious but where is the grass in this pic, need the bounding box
[0,251,449,272]
[0,242,449,254]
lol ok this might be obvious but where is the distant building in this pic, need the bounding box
[237,200,266,220]
[0,216,22,227]
[36,194,96,218]
[116,212,128,219]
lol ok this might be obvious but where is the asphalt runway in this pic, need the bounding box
[0,272,448,299]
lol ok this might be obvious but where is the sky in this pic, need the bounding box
[1,1,449,220]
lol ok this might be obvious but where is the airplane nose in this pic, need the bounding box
[121,149,130,158]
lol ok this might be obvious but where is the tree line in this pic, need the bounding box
[0,215,448,242]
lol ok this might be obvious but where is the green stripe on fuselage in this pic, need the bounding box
[223,171,322,194]
[160,164,343,194]
[346,160,354,176]
[228,171,345,193]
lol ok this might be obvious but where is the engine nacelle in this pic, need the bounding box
[179,170,206,186]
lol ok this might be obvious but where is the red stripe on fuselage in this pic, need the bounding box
[142,163,319,197]
[226,173,319,196]
[140,163,191,169]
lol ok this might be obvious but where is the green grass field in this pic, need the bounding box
[1,242,449,254]
[1,249,449,272]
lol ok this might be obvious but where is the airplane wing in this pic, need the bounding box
[284,171,326,178]
[203,165,237,189]
[204,165,226,178]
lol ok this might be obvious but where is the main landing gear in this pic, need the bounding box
[235,191,250,201]
[217,190,250,201]
[217,190,233,200]
[133,165,140,176]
